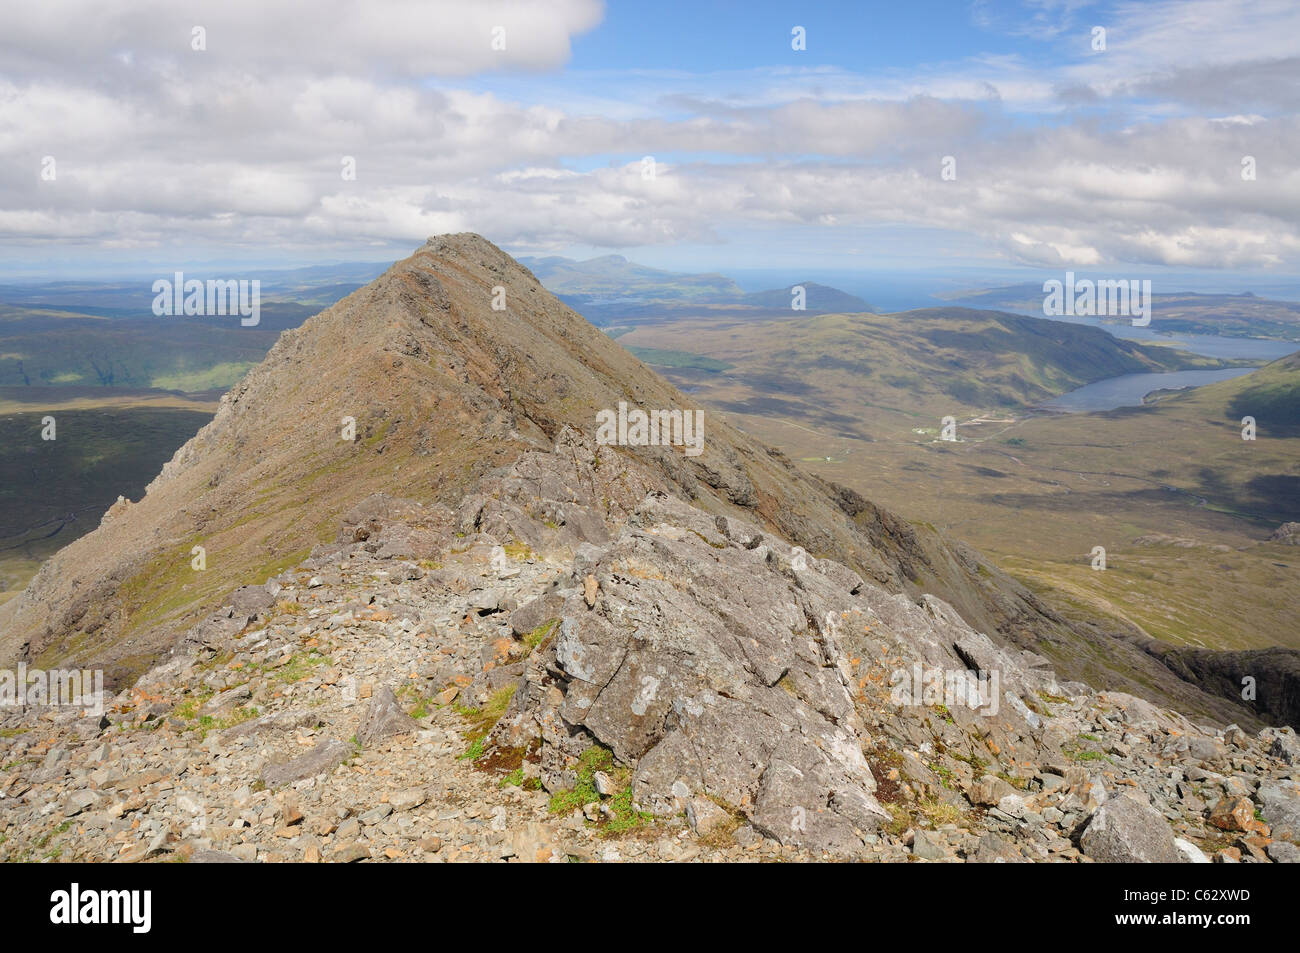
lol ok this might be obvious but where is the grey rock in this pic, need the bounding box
[1187,735,1228,764]
[972,832,1028,863]
[227,584,275,620]
[469,588,504,612]
[65,790,100,815]
[360,804,393,825]
[1269,522,1300,545]
[510,593,565,639]
[260,737,351,787]
[686,797,732,838]
[356,685,420,747]
[498,495,890,856]
[1080,794,1183,863]
[221,708,318,741]
[198,684,252,717]
[970,774,1017,807]
[1174,838,1211,863]
[1269,731,1300,765]
[191,849,245,863]
[389,788,428,812]
[997,794,1027,819]
[1256,780,1300,840]
[912,830,947,861]
[1266,841,1300,864]
[330,842,370,863]
[593,771,616,798]
[1038,773,1067,793]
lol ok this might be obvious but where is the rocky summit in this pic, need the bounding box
[1,235,1297,863]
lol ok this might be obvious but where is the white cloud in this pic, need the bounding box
[1,0,604,79]
[0,0,1297,271]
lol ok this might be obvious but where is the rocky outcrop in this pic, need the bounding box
[1080,794,1183,863]
[1137,641,1300,732]
[2,441,1297,863]
[356,686,421,747]
[493,494,892,854]
[260,738,351,788]
[1269,522,1300,545]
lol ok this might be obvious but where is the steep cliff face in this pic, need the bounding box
[0,234,1278,729]
[1137,640,1300,730]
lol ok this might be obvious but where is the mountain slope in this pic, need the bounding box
[5,461,1297,863]
[0,236,1274,731]
[1225,351,1300,437]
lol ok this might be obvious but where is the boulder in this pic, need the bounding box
[260,738,351,787]
[1269,730,1300,765]
[1080,794,1183,863]
[357,685,420,747]
[970,774,1017,807]
[510,593,565,639]
[1208,796,1257,832]
[1256,780,1300,840]
[972,832,1028,863]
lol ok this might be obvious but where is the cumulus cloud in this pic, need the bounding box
[0,0,1297,271]
[0,0,605,79]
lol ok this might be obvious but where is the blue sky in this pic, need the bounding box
[567,1,1027,71]
[1,0,1298,284]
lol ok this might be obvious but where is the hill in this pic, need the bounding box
[1,235,1282,737]
[1,237,1298,866]
[520,253,876,325]
[518,254,742,301]
[3,235,1299,866]
[0,236,1055,691]
[617,307,1228,435]
[740,281,874,313]
[943,284,1300,343]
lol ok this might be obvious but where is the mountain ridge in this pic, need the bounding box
[0,235,1277,736]
[3,234,1299,865]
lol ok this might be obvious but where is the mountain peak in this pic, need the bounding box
[0,235,823,679]
[2,234,1294,865]
[0,236,1246,734]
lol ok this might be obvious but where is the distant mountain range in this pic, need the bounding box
[942,283,1300,343]
[520,253,877,323]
